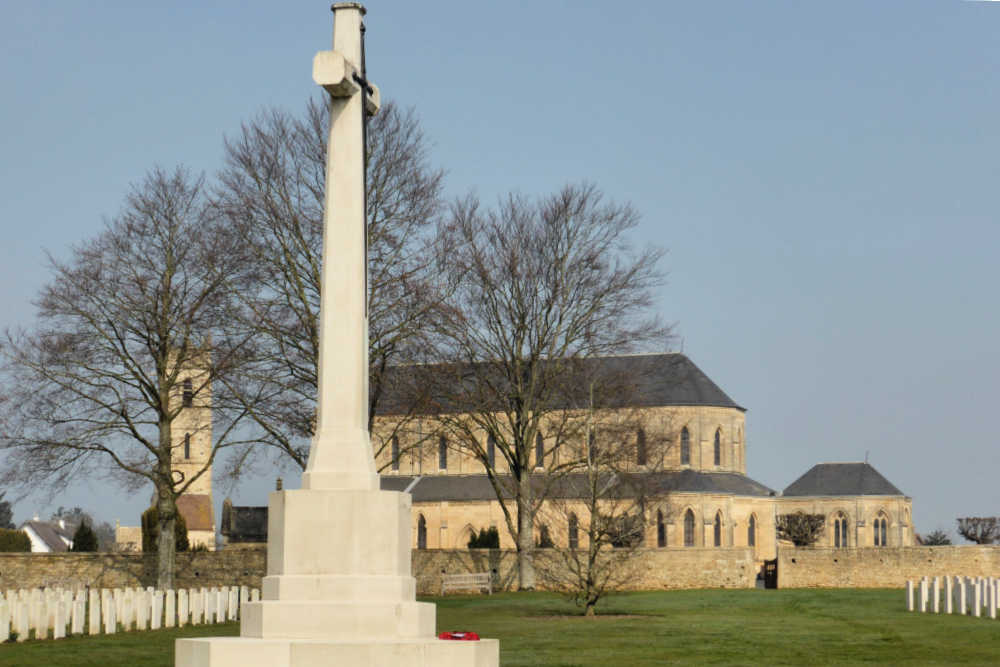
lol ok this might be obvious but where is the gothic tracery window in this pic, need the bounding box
[417,514,427,549]
[748,514,757,547]
[568,513,579,550]
[834,513,849,548]
[684,509,695,547]
[713,511,722,547]
[637,428,647,466]
[713,429,722,466]
[680,427,690,465]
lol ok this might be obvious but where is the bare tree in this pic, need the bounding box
[535,404,672,615]
[1,167,253,588]
[430,184,669,590]
[215,98,446,473]
[776,512,826,547]
[956,517,1000,545]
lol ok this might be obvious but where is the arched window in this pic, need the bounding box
[683,509,695,547]
[487,435,496,468]
[391,436,400,471]
[182,379,193,408]
[834,513,849,548]
[535,432,544,468]
[417,515,427,549]
[438,436,448,470]
[636,429,647,466]
[183,433,191,459]
[588,430,597,463]
[656,510,666,547]
[713,429,722,466]
[748,514,757,547]
[713,511,722,547]
[568,513,579,550]
[874,513,889,547]
[680,427,690,465]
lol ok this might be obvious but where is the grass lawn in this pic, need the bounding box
[2,589,998,665]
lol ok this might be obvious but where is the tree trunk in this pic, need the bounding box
[156,485,176,590]
[516,475,535,590]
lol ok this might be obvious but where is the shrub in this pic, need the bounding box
[0,528,31,552]
[141,506,189,553]
[919,530,952,546]
[776,512,826,547]
[70,520,99,552]
[467,526,500,549]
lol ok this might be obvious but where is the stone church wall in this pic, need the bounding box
[777,546,1000,588]
[413,547,757,594]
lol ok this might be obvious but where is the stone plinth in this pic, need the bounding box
[176,488,498,666]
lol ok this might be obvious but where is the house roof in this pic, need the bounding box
[377,353,743,415]
[176,494,215,531]
[21,520,73,552]
[380,470,774,503]
[782,463,905,497]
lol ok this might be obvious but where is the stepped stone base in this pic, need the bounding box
[176,637,500,667]
[175,487,498,666]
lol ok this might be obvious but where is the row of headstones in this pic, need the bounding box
[906,576,1000,618]
[0,585,260,642]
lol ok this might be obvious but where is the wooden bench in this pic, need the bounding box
[440,572,492,596]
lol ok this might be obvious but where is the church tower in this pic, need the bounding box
[170,349,215,550]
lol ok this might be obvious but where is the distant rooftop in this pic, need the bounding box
[381,470,774,502]
[377,353,744,415]
[782,462,905,497]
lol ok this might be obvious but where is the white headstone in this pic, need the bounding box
[136,589,149,630]
[89,590,100,635]
[71,597,85,634]
[932,577,940,613]
[250,588,259,602]
[152,590,163,630]
[164,590,176,628]
[35,597,48,640]
[919,578,928,613]
[973,580,982,618]
[228,587,238,621]
[16,599,29,642]
[177,589,189,627]
[944,576,953,614]
[53,600,66,639]
[906,580,914,611]
[215,588,225,624]
[0,599,10,642]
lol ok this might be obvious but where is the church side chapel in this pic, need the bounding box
[373,353,914,562]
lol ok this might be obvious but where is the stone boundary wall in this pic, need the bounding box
[778,546,1000,588]
[0,550,266,591]
[413,548,756,595]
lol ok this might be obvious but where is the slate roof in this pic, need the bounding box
[782,463,905,497]
[377,353,743,415]
[220,501,268,543]
[21,520,73,552]
[381,470,774,502]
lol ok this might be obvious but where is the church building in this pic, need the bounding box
[373,353,913,561]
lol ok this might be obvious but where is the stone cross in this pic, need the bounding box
[302,2,382,492]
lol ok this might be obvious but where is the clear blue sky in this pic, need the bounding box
[1,1,997,539]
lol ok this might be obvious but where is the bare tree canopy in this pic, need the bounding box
[1,166,253,587]
[430,183,670,590]
[536,423,669,615]
[215,98,446,473]
[956,517,1000,545]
